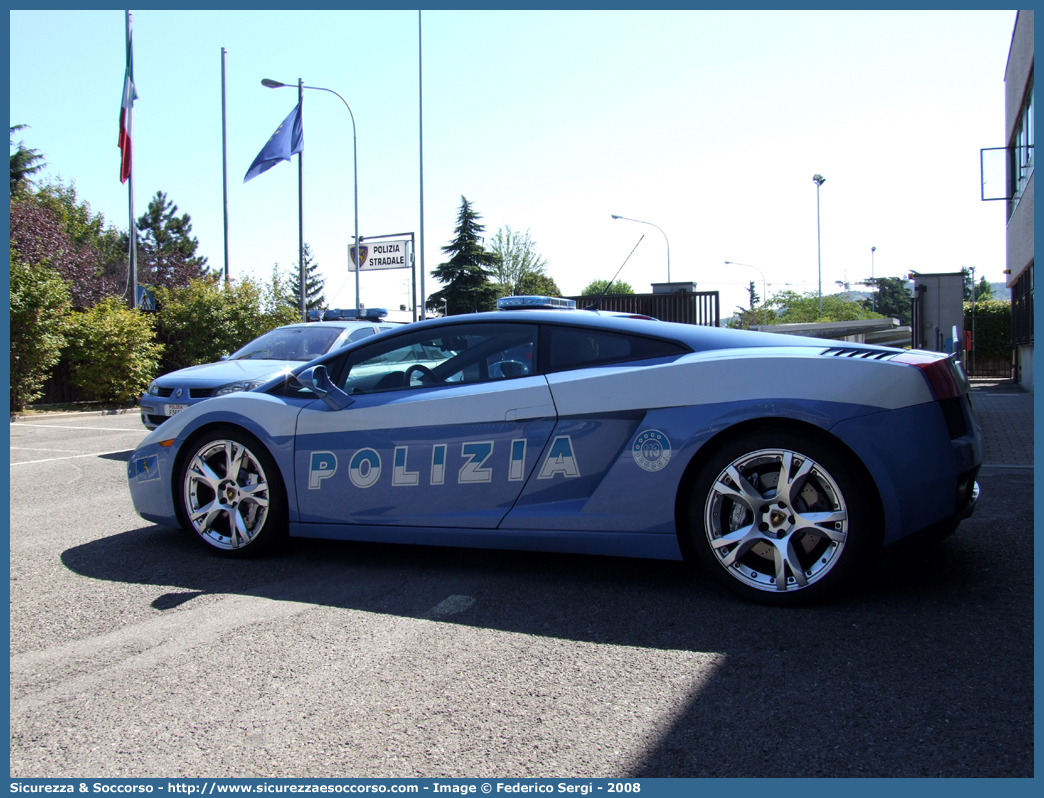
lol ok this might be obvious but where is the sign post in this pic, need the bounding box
[349,233,417,320]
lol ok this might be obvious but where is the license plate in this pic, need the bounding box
[164,404,188,417]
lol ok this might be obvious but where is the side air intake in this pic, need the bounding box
[820,347,895,361]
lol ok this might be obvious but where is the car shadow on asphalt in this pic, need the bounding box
[58,517,985,636]
[58,472,1033,777]
[97,450,134,462]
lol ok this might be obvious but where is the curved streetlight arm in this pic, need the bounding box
[724,261,769,326]
[263,79,361,313]
[611,214,670,283]
[304,86,360,314]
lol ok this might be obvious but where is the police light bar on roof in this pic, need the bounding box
[307,308,388,322]
[497,296,577,310]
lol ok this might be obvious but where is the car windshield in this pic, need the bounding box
[228,326,346,362]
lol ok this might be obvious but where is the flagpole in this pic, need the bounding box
[221,47,230,284]
[255,78,351,316]
[418,10,426,319]
[125,10,137,311]
[352,98,360,315]
[298,78,306,322]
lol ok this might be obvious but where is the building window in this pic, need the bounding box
[1009,73,1034,217]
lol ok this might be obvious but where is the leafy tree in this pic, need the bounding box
[267,265,301,317]
[581,279,634,296]
[288,243,326,312]
[517,271,561,297]
[64,297,162,404]
[9,189,121,307]
[489,225,550,296]
[35,180,127,289]
[771,290,882,324]
[34,180,106,248]
[729,300,776,330]
[10,125,45,194]
[10,252,72,411]
[153,275,300,373]
[428,196,499,315]
[134,190,209,289]
[859,276,912,325]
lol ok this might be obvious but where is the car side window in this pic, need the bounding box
[346,327,378,343]
[339,323,537,394]
[544,325,689,372]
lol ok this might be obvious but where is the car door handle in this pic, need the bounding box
[505,404,557,421]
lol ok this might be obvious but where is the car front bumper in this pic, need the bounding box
[139,396,205,430]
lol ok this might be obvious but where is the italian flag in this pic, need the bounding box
[119,11,137,184]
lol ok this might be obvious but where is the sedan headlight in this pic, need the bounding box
[214,379,267,396]
[147,382,160,396]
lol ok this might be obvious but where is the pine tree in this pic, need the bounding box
[747,280,760,308]
[289,243,326,311]
[10,125,46,194]
[134,191,209,289]
[428,196,499,315]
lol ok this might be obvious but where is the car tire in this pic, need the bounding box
[177,426,288,557]
[689,429,874,606]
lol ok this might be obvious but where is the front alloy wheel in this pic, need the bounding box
[692,431,871,604]
[180,429,286,555]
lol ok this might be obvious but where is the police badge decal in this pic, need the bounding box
[632,429,671,472]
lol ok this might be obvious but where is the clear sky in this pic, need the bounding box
[9,9,1017,319]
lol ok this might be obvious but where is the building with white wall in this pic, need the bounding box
[1004,11,1034,391]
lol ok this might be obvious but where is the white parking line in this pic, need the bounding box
[12,423,144,432]
[10,446,87,454]
[11,449,135,466]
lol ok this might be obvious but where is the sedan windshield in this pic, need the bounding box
[228,326,345,361]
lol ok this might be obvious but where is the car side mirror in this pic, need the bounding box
[298,365,353,410]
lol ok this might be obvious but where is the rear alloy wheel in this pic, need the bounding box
[179,428,287,556]
[691,431,872,605]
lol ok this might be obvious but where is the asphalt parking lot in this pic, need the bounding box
[8,400,1034,778]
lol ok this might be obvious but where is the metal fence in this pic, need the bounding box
[567,291,720,327]
[964,354,1013,378]
[911,285,1015,378]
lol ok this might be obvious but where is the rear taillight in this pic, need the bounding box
[893,352,964,400]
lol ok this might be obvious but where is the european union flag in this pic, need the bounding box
[243,101,304,183]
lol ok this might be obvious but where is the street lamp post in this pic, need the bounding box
[262,78,361,314]
[870,246,876,312]
[611,214,670,283]
[724,261,769,326]
[812,174,826,318]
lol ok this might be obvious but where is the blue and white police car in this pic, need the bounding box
[127,296,982,605]
[138,309,396,429]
